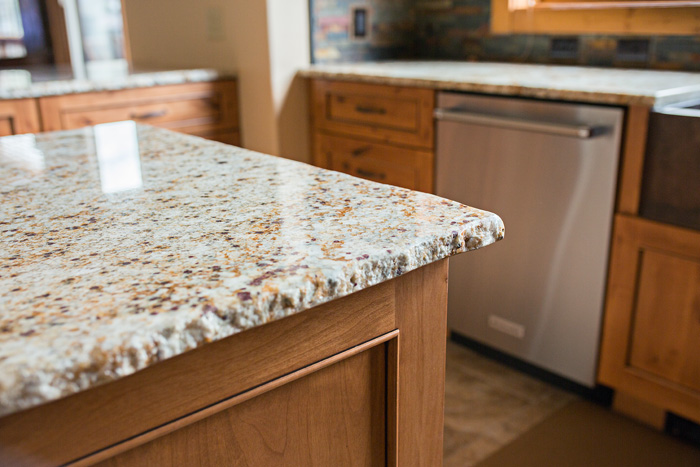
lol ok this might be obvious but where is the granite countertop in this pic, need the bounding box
[0,123,504,416]
[299,61,700,106]
[0,67,235,100]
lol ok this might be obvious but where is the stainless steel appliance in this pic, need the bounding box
[435,92,623,386]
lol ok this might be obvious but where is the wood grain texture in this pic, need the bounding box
[629,248,700,392]
[319,133,434,192]
[38,80,239,138]
[598,215,700,425]
[0,99,41,135]
[612,391,666,430]
[91,334,393,467]
[492,0,700,35]
[0,280,395,466]
[394,259,449,466]
[386,336,400,467]
[616,105,650,215]
[311,80,434,150]
[1,261,449,466]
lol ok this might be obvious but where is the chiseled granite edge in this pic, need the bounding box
[1,216,503,416]
[0,68,236,100]
[299,62,700,107]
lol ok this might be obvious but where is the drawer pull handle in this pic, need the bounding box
[356,168,386,180]
[351,146,371,157]
[130,110,168,120]
[355,105,387,115]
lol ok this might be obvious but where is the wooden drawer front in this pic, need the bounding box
[312,80,434,149]
[39,81,238,136]
[318,133,434,192]
[0,117,13,136]
[599,215,700,423]
[60,96,222,129]
[0,99,41,135]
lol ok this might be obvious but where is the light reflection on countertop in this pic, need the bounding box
[0,124,504,416]
[94,121,143,194]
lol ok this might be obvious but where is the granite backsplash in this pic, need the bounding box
[310,0,700,71]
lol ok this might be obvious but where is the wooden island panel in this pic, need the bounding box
[0,260,449,467]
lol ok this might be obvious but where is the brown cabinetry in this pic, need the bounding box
[0,261,448,466]
[311,80,435,192]
[599,216,700,425]
[38,81,240,145]
[0,99,40,136]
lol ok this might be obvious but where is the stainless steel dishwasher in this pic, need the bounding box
[435,92,623,386]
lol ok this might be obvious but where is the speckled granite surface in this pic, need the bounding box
[0,123,503,416]
[0,68,234,100]
[300,61,700,106]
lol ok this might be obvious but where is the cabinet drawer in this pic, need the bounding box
[60,96,221,129]
[0,99,40,135]
[317,133,433,192]
[39,81,238,136]
[312,80,434,149]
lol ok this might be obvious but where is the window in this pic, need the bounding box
[0,0,26,59]
[492,0,700,35]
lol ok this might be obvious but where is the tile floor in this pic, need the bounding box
[443,341,578,467]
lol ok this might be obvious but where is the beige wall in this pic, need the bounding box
[123,0,309,162]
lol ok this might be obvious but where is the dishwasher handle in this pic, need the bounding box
[434,108,608,139]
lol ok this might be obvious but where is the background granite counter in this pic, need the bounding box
[0,123,504,416]
[0,68,235,100]
[300,61,700,106]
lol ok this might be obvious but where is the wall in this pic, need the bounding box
[123,0,310,162]
[311,0,700,71]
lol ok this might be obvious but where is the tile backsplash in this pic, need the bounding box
[310,0,700,71]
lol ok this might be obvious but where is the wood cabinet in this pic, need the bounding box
[598,215,700,425]
[0,99,41,136]
[0,260,448,466]
[310,80,435,192]
[38,80,240,145]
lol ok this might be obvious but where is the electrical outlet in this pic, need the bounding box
[206,6,225,42]
[350,6,369,40]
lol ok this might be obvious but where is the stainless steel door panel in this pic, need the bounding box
[436,92,623,386]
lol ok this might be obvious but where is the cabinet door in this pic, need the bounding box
[38,81,239,140]
[0,99,40,135]
[598,215,700,424]
[95,335,396,467]
[317,133,434,192]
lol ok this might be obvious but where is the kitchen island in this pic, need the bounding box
[0,123,504,466]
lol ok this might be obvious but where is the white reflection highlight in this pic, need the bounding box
[94,121,142,193]
[0,70,31,90]
[0,133,44,172]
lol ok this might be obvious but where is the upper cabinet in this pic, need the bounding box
[491,0,700,35]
